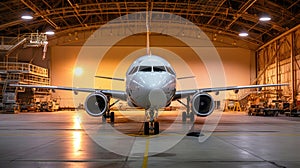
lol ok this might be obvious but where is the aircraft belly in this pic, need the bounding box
[129,89,173,109]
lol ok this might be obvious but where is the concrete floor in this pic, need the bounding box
[0,110,300,168]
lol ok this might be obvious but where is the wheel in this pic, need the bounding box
[182,112,187,123]
[190,113,195,123]
[144,122,150,135]
[154,121,159,135]
[110,112,115,123]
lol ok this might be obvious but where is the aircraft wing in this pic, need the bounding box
[173,83,289,101]
[9,84,127,101]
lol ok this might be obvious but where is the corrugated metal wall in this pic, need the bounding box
[256,25,300,104]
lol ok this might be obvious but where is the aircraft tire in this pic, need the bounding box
[144,122,150,135]
[110,112,115,123]
[154,121,159,135]
[182,112,187,123]
[190,113,195,123]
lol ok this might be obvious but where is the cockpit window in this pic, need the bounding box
[166,67,175,75]
[139,66,152,72]
[153,66,166,72]
[128,66,138,75]
[136,65,173,73]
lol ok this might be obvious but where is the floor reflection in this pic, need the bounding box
[72,115,82,157]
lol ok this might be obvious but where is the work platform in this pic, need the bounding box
[0,62,50,113]
[0,110,299,167]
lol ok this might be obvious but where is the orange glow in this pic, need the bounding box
[72,116,82,156]
[74,67,83,76]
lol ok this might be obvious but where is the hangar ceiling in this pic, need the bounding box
[0,0,299,49]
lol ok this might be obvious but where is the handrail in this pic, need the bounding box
[0,62,48,77]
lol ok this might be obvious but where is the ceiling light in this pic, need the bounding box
[21,15,33,20]
[259,16,271,21]
[45,31,55,35]
[239,32,248,37]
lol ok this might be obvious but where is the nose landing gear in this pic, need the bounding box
[144,121,160,135]
[144,108,160,135]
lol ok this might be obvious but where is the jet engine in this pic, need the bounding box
[84,93,108,117]
[191,93,215,117]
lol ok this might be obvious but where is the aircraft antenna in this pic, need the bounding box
[146,1,151,56]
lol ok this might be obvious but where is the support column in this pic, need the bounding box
[291,32,296,105]
[275,40,280,100]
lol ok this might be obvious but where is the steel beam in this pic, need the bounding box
[21,0,59,29]
[225,0,257,30]
[67,0,84,27]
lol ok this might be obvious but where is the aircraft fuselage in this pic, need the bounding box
[125,55,176,109]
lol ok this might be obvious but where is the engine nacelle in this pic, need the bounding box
[84,93,108,117]
[191,93,215,117]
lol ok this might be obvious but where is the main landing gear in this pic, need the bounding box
[102,110,115,123]
[144,108,160,135]
[178,96,195,123]
[102,99,119,123]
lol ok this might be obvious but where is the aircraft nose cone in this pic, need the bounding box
[144,75,168,89]
[148,88,167,108]
[129,73,175,109]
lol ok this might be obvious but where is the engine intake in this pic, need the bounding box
[191,93,215,117]
[84,93,108,117]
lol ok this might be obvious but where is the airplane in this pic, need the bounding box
[10,55,288,135]
[10,12,288,135]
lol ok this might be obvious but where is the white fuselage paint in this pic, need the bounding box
[125,55,176,110]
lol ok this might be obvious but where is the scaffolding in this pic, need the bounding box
[0,32,52,113]
[0,62,50,113]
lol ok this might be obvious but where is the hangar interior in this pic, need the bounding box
[0,0,299,114]
[0,0,300,167]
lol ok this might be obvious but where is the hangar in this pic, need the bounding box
[0,0,299,167]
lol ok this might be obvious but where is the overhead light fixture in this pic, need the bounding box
[45,31,55,35]
[21,15,33,20]
[239,32,248,37]
[259,16,271,21]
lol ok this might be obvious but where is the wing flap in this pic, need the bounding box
[10,84,127,101]
[173,83,289,100]
[10,84,96,92]
[199,83,289,93]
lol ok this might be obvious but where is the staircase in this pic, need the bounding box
[0,72,19,113]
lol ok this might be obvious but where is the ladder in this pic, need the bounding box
[1,71,19,113]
